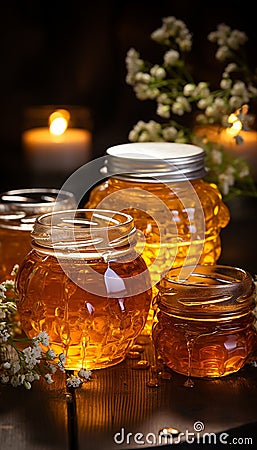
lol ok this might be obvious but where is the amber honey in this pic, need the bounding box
[16,209,152,370]
[0,188,76,282]
[85,143,230,333]
[152,265,257,378]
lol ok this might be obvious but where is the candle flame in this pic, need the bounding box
[49,109,70,136]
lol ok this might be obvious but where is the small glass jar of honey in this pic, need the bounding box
[0,188,76,282]
[152,265,257,378]
[16,209,152,371]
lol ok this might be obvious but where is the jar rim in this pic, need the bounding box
[0,188,76,231]
[31,208,137,253]
[157,264,255,317]
[162,264,252,287]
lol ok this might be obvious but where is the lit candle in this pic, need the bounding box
[22,108,92,173]
[194,122,257,178]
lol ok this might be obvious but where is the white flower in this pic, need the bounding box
[220,78,232,90]
[164,49,180,65]
[78,369,92,380]
[45,373,54,384]
[3,361,11,369]
[59,353,66,364]
[34,331,50,347]
[46,349,57,359]
[151,28,167,44]
[216,46,232,61]
[238,166,250,178]
[150,65,166,79]
[218,167,235,195]
[210,149,223,165]
[157,104,170,118]
[183,83,195,96]
[23,381,32,390]
[224,63,237,74]
[229,96,244,109]
[162,126,178,140]
[66,375,83,388]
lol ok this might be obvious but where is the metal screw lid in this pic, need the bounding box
[101,142,206,182]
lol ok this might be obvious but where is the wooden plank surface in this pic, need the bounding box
[0,372,68,450]
[76,339,257,449]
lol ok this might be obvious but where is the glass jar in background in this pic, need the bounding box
[16,209,152,371]
[85,142,230,333]
[0,188,76,282]
[152,265,257,378]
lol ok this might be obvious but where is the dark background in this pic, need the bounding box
[0,0,257,274]
[1,0,257,186]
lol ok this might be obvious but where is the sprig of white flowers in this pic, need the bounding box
[126,16,257,200]
[0,267,92,389]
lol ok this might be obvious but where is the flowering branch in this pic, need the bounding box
[0,267,92,389]
[126,16,257,200]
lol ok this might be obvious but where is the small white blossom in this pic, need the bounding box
[210,149,223,165]
[157,104,170,118]
[183,83,195,96]
[220,78,232,90]
[66,375,83,388]
[23,381,32,390]
[224,63,237,74]
[3,361,11,369]
[150,65,166,79]
[238,166,250,178]
[162,126,178,140]
[78,369,92,380]
[46,349,57,359]
[33,331,50,347]
[164,49,180,65]
[0,374,9,383]
[218,167,235,195]
[45,373,54,384]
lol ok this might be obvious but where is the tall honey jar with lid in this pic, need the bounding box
[16,209,152,370]
[85,142,230,331]
[0,188,76,282]
[152,264,257,378]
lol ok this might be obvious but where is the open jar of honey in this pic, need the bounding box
[152,265,257,378]
[16,209,152,371]
[85,142,230,333]
[0,188,76,282]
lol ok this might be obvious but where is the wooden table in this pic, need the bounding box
[1,196,257,450]
[0,338,257,450]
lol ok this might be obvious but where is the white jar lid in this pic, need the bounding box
[102,142,206,182]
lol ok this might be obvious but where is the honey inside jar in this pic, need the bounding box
[85,143,230,334]
[152,265,257,378]
[0,188,76,282]
[16,209,152,371]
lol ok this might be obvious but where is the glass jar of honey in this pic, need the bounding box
[16,209,152,371]
[85,142,230,332]
[0,188,76,282]
[152,265,257,378]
